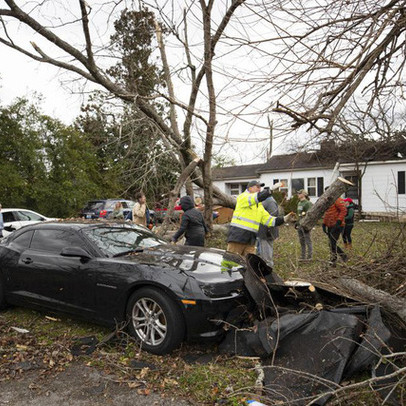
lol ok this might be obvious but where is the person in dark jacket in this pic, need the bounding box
[342,198,355,248]
[171,196,208,246]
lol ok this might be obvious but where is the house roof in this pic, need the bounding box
[212,163,263,180]
[257,151,334,172]
[212,139,406,180]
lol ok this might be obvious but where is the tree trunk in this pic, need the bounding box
[299,176,353,232]
[157,158,202,237]
[185,178,194,200]
[338,278,406,324]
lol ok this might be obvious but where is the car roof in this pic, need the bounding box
[14,220,142,231]
[2,208,43,213]
[87,199,134,202]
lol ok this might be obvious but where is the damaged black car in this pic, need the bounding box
[0,222,247,354]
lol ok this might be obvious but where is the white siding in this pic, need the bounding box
[213,178,252,195]
[213,160,406,214]
[360,162,406,212]
[260,169,334,203]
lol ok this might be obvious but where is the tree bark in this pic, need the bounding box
[299,176,353,232]
[338,278,406,324]
[200,0,216,233]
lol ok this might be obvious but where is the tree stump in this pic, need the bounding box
[299,177,354,232]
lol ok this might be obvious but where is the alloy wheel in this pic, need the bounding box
[131,297,167,346]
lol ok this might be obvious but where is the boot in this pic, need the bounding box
[344,242,349,249]
[347,243,352,249]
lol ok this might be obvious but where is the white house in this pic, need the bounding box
[212,141,406,216]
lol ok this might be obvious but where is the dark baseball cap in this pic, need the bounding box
[247,180,265,188]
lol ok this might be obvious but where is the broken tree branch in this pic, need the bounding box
[299,176,353,232]
[338,278,406,324]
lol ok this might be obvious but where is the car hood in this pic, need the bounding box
[121,244,246,297]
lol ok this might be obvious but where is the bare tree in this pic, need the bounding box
[225,0,406,136]
[0,0,239,226]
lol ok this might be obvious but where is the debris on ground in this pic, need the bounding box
[219,254,406,405]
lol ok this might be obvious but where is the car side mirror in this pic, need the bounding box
[60,246,91,259]
[4,226,16,232]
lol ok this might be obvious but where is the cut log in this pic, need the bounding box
[299,176,353,232]
[338,278,406,324]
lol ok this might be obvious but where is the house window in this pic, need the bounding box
[307,178,316,196]
[399,171,405,194]
[292,178,304,194]
[274,179,288,194]
[228,183,240,197]
[344,174,360,200]
[317,177,324,197]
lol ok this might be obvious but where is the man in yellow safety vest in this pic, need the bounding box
[227,180,294,256]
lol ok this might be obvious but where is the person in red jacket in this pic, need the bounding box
[322,191,348,266]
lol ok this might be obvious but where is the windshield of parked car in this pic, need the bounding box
[17,210,44,221]
[83,201,104,211]
[83,227,167,257]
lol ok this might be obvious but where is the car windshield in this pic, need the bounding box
[17,211,44,221]
[83,201,104,211]
[83,227,167,257]
[104,201,118,210]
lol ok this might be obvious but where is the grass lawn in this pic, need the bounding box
[209,221,405,294]
[1,221,405,405]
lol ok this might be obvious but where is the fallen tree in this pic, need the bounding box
[338,278,406,324]
[298,176,353,232]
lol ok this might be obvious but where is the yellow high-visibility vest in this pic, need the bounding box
[231,190,277,233]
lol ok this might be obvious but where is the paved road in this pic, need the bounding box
[0,363,192,406]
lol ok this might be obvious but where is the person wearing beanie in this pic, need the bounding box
[342,198,355,248]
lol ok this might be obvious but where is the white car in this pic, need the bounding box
[1,208,57,237]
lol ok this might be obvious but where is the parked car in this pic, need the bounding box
[80,199,135,220]
[0,222,246,354]
[1,208,57,237]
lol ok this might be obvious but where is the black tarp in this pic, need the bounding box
[219,254,406,405]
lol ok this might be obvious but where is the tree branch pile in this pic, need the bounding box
[311,245,406,324]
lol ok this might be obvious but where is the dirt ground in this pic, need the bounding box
[0,362,193,406]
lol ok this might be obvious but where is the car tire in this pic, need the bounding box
[0,278,8,310]
[126,287,185,355]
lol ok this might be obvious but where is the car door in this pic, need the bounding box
[13,228,97,317]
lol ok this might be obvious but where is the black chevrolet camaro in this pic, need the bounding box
[0,222,247,354]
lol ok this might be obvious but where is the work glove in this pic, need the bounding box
[322,224,328,234]
[271,181,284,191]
[283,212,296,223]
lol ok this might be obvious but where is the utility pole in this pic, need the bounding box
[267,116,273,161]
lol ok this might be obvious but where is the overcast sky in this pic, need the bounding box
[0,46,86,123]
[0,1,296,164]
